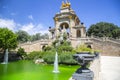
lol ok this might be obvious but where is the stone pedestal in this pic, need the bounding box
[72,69,94,80]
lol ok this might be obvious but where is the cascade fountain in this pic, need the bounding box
[2,49,8,64]
[53,52,59,73]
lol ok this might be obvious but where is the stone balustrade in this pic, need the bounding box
[89,54,101,80]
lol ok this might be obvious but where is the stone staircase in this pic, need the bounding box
[90,37,120,56]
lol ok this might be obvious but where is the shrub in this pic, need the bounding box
[43,51,55,63]
[58,45,73,52]
[63,32,67,40]
[27,51,42,60]
[42,51,77,64]
[76,45,93,53]
[59,52,77,64]
[43,46,53,51]
[61,40,71,46]
[17,47,27,59]
[52,39,59,47]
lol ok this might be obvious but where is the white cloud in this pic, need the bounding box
[0,18,16,31]
[35,23,48,34]
[0,18,48,35]
[21,23,48,35]
[21,23,34,33]
[28,15,33,20]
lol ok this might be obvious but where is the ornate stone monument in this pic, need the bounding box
[49,0,86,40]
[49,0,92,48]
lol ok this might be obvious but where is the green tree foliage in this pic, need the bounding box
[31,33,41,41]
[63,32,68,40]
[58,40,73,52]
[31,33,49,41]
[43,46,53,51]
[87,22,120,38]
[52,39,73,52]
[112,29,120,38]
[0,28,18,51]
[16,30,30,43]
[17,47,27,59]
[16,30,49,43]
[41,33,49,39]
[52,39,59,47]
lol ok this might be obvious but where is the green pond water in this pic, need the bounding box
[0,60,79,80]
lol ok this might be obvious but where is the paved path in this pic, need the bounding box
[101,56,120,80]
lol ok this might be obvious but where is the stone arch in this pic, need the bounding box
[42,45,46,50]
[76,30,81,38]
[87,45,92,49]
[59,22,70,37]
[60,22,69,30]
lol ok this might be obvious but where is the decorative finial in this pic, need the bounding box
[66,0,71,7]
[62,1,66,8]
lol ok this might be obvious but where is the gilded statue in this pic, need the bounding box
[62,0,71,8]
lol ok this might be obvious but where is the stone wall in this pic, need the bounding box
[18,40,52,53]
[91,37,120,56]
[19,37,120,56]
[89,55,101,80]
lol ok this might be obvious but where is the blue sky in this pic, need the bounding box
[0,0,120,34]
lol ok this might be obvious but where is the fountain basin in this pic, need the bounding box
[0,60,79,80]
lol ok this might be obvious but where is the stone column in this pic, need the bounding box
[81,28,84,38]
[69,16,72,38]
[55,18,59,38]
[48,32,52,39]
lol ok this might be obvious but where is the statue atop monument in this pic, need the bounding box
[61,0,71,8]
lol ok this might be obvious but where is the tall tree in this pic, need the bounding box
[31,33,41,41]
[87,22,120,38]
[41,33,49,39]
[112,29,120,38]
[0,28,18,52]
[16,30,30,43]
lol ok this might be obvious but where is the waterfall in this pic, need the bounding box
[53,52,59,73]
[3,49,8,64]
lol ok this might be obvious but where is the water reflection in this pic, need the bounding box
[54,74,59,80]
[3,64,8,74]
